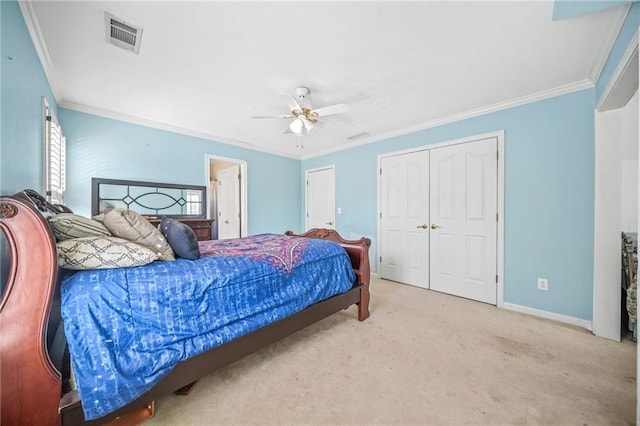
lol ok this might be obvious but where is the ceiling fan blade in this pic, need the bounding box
[251,114,295,119]
[300,116,316,133]
[280,93,303,112]
[305,121,317,133]
[311,103,349,117]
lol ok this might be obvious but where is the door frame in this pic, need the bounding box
[377,130,505,306]
[593,26,639,341]
[205,154,248,237]
[305,165,335,230]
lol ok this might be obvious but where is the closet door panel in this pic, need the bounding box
[379,150,430,288]
[429,138,498,304]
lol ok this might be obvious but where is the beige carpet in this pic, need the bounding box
[146,277,636,425]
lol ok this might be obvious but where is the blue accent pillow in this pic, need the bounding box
[159,217,201,260]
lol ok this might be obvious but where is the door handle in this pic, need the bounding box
[326,221,333,226]
[431,224,441,229]
[224,220,229,224]
[416,224,428,229]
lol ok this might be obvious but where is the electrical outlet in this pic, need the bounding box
[537,278,549,291]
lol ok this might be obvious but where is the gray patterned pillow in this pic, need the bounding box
[57,237,159,270]
[50,213,111,241]
[101,208,175,261]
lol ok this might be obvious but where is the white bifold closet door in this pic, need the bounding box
[379,150,430,288]
[429,138,498,304]
[380,137,498,304]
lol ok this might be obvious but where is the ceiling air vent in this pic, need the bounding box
[104,12,143,54]
[346,131,371,140]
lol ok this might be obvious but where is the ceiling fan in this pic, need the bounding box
[251,86,348,137]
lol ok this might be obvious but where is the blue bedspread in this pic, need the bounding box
[61,234,356,420]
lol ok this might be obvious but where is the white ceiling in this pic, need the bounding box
[24,1,628,159]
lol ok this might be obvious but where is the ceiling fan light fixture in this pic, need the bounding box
[289,118,304,135]
[252,86,348,141]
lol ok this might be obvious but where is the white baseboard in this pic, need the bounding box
[501,302,593,331]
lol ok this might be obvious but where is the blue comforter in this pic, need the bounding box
[61,234,356,420]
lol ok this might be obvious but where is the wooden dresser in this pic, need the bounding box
[147,218,214,241]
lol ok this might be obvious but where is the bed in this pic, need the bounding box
[0,190,371,425]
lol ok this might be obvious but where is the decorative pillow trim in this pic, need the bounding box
[57,236,159,270]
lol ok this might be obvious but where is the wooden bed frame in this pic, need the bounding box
[0,192,371,425]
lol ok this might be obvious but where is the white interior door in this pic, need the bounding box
[379,150,430,288]
[429,138,498,304]
[306,167,335,230]
[217,165,240,239]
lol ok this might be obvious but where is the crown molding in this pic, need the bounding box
[16,0,619,163]
[589,3,632,85]
[302,79,594,160]
[62,78,593,163]
[19,0,300,160]
[60,101,300,160]
[18,0,62,103]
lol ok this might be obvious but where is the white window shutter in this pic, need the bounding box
[45,109,66,204]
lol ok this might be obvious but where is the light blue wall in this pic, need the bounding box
[553,1,632,21]
[303,89,596,320]
[1,0,58,195]
[58,109,302,235]
[3,0,623,321]
[1,0,301,236]
[596,1,640,101]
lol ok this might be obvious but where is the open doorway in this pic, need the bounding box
[206,155,248,239]
[593,30,639,341]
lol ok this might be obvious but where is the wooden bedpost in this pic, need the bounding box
[356,238,371,321]
[1,195,62,425]
[348,235,370,321]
